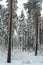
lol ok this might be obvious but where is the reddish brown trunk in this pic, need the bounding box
[7,0,12,63]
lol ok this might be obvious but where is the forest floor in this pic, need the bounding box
[0,45,43,65]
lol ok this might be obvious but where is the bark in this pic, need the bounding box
[35,17,38,56]
[23,29,24,49]
[7,0,12,63]
[28,27,29,49]
[40,23,41,46]
[35,14,41,56]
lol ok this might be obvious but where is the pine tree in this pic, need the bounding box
[24,0,42,55]
[7,0,12,63]
[7,0,17,62]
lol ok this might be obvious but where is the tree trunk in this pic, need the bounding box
[25,31,26,50]
[28,27,29,49]
[23,29,25,50]
[35,17,38,56]
[35,14,41,56]
[7,0,12,63]
[40,22,41,46]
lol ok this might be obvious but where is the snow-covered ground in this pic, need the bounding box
[0,46,43,65]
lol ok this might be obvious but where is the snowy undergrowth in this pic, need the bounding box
[0,46,43,65]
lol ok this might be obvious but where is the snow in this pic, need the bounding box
[0,46,43,65]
